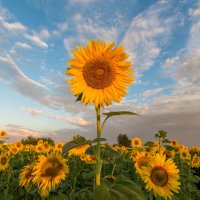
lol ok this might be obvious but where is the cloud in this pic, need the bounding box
[122,1,176,74]
[24,33,48,48]
[5,124,41,141]
[64,13,118,53]
[22,107,89,126]
[188,7,200,17]
[39,28,50,39]
[163,56,179,68]
[142,88,164,98]
[0,18,27,32]
[69,0,95,5]
[0,53,51,105]
[22,108,43,116]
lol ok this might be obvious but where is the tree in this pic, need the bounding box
[117,134,131,147]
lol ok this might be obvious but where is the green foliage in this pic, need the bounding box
[21,136,54,145]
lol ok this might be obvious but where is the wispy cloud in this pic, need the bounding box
[142,88,164,98]
[122,1,176,74]
[22,108,89,126]
[0,53,51,105]
[0,17,27,32]
[24,33,48,48]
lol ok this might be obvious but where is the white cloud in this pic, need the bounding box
[22,107,89,126]
[39,28,50,39]
[5,124,40,141]
[142,88,164,98]
[24,33,48,48]
[0,18,27,32]
[163,56,179,68]
[188,7,200,17]
[122,2,176,73]
[0,53,51,105]
[14,42,32,49]
[64,13,118,53]
[22,108,43,116]
[70,0,95,5]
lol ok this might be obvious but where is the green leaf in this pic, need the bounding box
[103,111,138,117]
[92,138,107,142]
[143,141,154,147]
[162,139,171,143]
[75,93,83,102]
[93,185,111,200]
[62,135,91,154]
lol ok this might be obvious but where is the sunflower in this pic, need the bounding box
[0,153,9,171]
[14,141,24,151]
[180,150,191,162]
[191,154,200,168]
[54,142,64,153]
[141,154,180,200]
[66,39,133,107]
[19,165,34,187]
[132,137,142,147]
[0,130,7,138]
[134,152,150,174]
[32,153,69,198]
[68,144,90,156]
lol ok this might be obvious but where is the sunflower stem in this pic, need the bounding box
[95,105,102,186]
[150,190,154,200]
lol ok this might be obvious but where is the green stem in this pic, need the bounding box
[95,105,102,186]
[111,165,116,176]
[150,190,154,200]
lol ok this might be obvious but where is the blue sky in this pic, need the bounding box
[0,0,200,146]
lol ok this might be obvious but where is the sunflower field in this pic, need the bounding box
[1,39,200,200]
[0,130,200,200]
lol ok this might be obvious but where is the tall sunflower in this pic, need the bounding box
[66,39,133,107]
[32,153,69,198]
[140,154,180,200]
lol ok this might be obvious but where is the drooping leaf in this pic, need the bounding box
[103,111,138,117]
[62,135,91,154]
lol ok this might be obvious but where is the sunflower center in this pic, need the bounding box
[151,167,168,187]
[83,58,115,89]
[1,157,7,165]
[42,158,63,177]
[134,140,139,145]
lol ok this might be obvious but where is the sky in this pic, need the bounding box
[0,0,200,147]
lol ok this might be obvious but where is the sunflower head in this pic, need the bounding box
[0,153,9,171]
[191,154,200,168]
[132,137,142,147]
[140,154,180,200]
[32,153,69,196]
[0,130,7,138]
[66,39,133,107]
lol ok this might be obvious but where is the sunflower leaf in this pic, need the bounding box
[103,111,138,117]
[62,135,91,154]
[75,93,83,102]
[143,141,154,147]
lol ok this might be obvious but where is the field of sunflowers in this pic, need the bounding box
[0,130,200,200]
[0,39,200,200]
